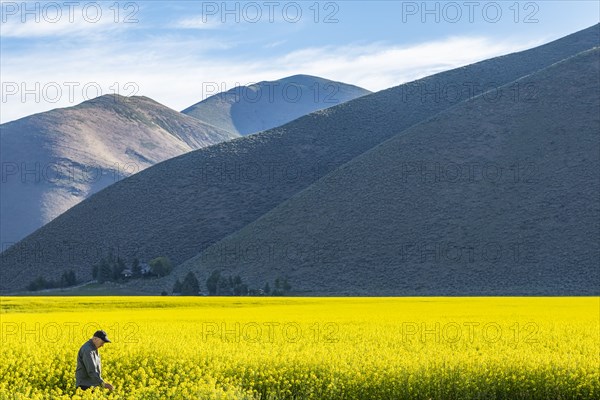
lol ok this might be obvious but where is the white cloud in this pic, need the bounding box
[0,1,135,38]
[173,16,221,30]
[1,34,547,123]
[0,18,117,38]
[264,40,287,49]
[273,36,546,91]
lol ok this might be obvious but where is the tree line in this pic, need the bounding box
[26,254,292,297]
[172,270,291,296]
[92,255,173,282]
[27,270,77,291]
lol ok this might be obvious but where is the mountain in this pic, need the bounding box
[174,48,600,295]
[0,24,598,293]
[0,95,238,245]
[181,75,371,135]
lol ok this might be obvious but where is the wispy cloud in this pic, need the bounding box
[172,16,221,30]
[264,40,287,49]
[0,0,142,39]
[1,34,547,123]
[0,17,122,38]
[273,35,546,90]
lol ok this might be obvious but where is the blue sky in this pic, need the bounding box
[1,1,598,123]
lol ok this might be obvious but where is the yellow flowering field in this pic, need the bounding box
[0,297,598,399]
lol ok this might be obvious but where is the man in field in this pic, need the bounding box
[75,330,114,391]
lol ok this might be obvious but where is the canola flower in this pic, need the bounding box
[0,297,598,399]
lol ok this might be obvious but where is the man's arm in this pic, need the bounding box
[81,349,105,387]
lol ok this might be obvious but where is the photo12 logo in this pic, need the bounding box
[1,160,139,185]
[200,321,339,343]
[400,321,539,347]
[401,1,540,24]
[201,81,342,105]
[199,1,340,24]
[1,322,139,344]
[0,2,139,24]
[1,81,139,104]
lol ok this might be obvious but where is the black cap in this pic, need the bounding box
[93,330,111,343]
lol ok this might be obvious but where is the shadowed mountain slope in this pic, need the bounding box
[182,75,371,135]
[1,24,598,292]
[172,48,600,296]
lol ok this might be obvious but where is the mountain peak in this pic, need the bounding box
[0,95,238,246]
[182,75,371,135]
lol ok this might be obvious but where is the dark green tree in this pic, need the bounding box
[97,258,111,283]
[131,258,141,278]
[282,278,291,292]
[232,275,247,296]
[60,270,77,287]
[206,270,221,295]
[173,279,182,294]
[111,264,122,281]
[181,272,200,296]
[27,276,49,291]
[149,257,173,277]
[218,275,231,295]
[113,257,126,280]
